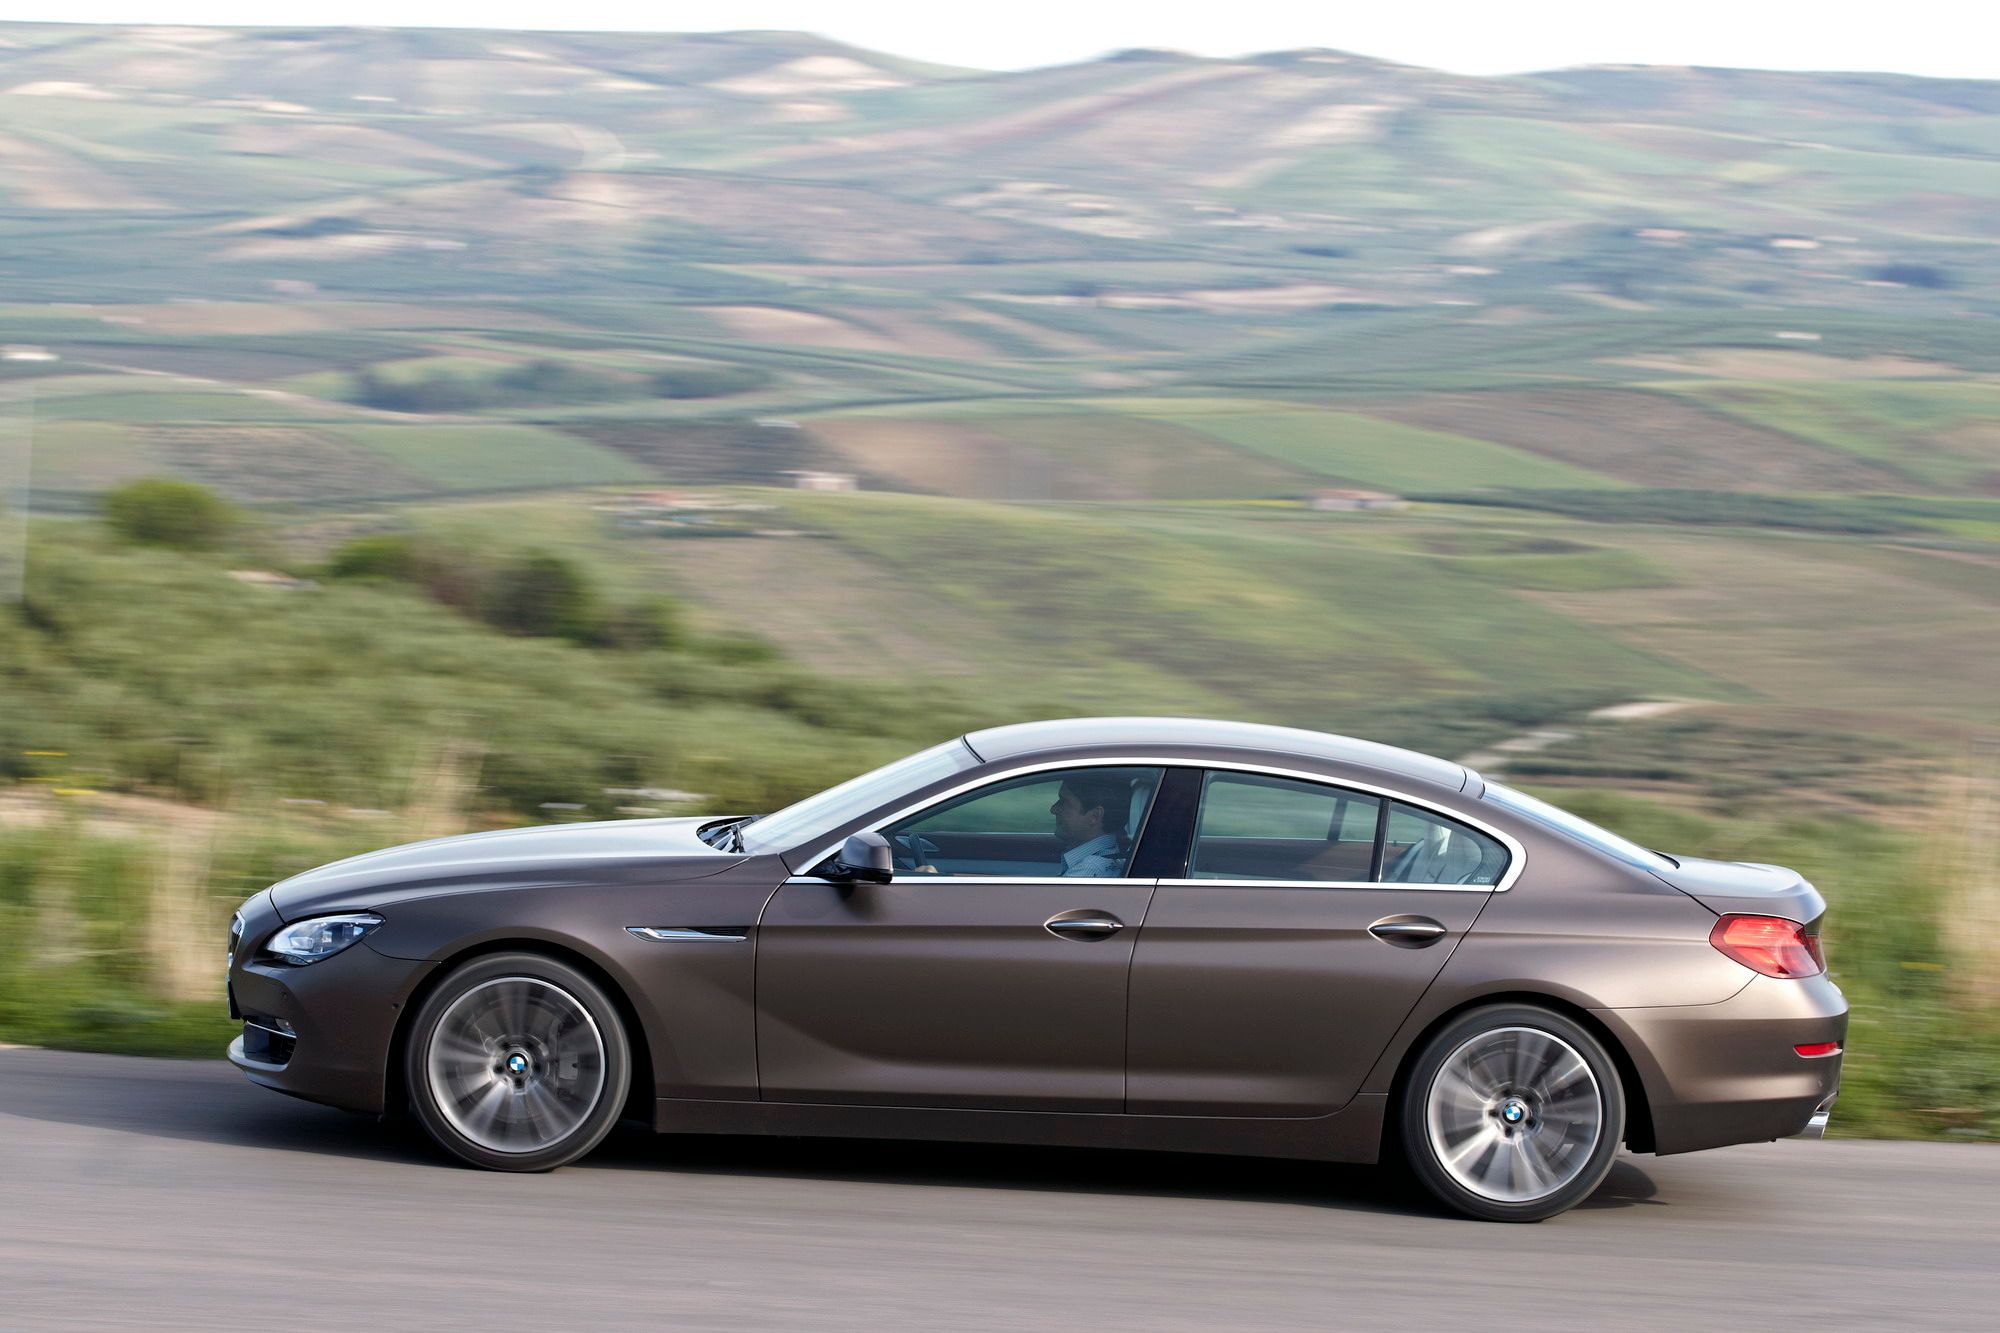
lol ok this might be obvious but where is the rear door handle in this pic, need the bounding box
[1369,915,1448,947]
[1044,910,1125,941]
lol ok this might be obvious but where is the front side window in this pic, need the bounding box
[1190,772,1382,882]
[881,766,1164,878]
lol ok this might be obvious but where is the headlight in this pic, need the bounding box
[261,913,383,966]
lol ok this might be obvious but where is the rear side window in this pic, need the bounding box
[1190,772,1382,882]
[1189,771,1509,887]
[1381,802,1508,886]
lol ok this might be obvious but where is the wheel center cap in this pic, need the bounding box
[1501,1098,1527,1124]
[505,1052,529,1076]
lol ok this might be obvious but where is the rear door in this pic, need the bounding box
[1125,768,1510,1116]
[756,765,1166,1112]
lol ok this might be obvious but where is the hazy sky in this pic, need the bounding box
[10,2,1999,79]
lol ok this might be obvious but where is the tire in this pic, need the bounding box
[1399,1004,1625,1222]
[405,952,632,1172]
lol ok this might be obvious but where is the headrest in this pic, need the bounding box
[1127,779,1151,840]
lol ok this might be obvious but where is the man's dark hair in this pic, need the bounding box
[1062,773,1133,843]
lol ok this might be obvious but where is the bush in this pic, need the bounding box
[483,551,598,641]
[648,363,770,399]
[100,479,235,551]
[594,596,685,650]
[326,533,423,582]
[349,358,654,412]
[348,367,491,413]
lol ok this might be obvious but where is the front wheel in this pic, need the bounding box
[1400,1004,1625,1222]
[406,952,631,1171]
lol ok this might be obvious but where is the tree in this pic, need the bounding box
[100,478,234,551]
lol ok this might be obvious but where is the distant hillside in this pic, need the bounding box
[2,22,1996,515]
[0,23,1994,308]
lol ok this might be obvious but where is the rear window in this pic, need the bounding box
[1481,782,1670,871]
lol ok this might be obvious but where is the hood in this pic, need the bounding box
[267,816,743,920]
[1651,856,1826,924]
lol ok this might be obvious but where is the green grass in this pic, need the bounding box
[333,424,649,491]
[1664,380,2000,490]
[1424,487,2000,535]
[29,390,325,424]
[1101,401,1622,492]
[23,421,160,492]
[776,490,1720,751]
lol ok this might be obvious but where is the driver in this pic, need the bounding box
[1050,773,1129,877]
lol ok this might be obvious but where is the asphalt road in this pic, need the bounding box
[1,1048,1995,1331]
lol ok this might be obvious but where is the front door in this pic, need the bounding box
[1126,769,1509,1116]
[756,765,1165,1112]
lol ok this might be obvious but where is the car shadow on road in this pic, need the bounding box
[589,1121,1669,1218]
[0,1048,445,1169]
[0,1049,1668,1213]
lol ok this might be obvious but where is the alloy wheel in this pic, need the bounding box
[1423,1024,1605,1204]
[424,976,607,1154]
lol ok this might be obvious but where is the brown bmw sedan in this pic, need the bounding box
[227,717,1845,1221]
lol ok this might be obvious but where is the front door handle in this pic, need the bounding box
[1044,910,1125,941]
[1369,915,1448,947]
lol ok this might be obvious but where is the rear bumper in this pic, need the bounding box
[1792,1094,1836,1140]
[1595,971,1847,1155]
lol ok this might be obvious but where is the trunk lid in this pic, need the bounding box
[1651,856,1827,923]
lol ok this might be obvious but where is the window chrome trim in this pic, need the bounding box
[785,875,1156,888]
[625,926,749,942]
[1157,878,1494,893]
[789,756,1525,892]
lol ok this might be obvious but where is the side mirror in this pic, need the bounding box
[824,830,895,885]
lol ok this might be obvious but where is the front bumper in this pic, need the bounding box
[226,893,434,1113]
[1595,971,1847,1155]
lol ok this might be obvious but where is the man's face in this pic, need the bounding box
[1051,784,1105,850]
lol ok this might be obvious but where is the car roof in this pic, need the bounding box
[962,717,1472,793]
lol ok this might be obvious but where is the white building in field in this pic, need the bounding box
[784,470,858,492]
[1309,488,1407,512]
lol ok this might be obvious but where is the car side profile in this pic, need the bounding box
[227,717,1846,1221]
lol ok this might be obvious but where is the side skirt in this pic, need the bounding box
[653,1094,1387,1164]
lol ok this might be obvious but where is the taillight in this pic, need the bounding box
[1795,1041,1841,1058]
[1709,914,1825,978]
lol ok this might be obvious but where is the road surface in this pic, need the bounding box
[1,1047,1994,1330]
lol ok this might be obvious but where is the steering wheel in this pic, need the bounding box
[890,832,938,871]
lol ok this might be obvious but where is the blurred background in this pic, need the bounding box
[0,13,1994,1141]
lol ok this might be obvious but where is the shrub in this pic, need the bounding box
[483,551,598,641]
[648,363,770,398]
[326,533,423,581]
[100,478,235,551]
[594,596,685,651]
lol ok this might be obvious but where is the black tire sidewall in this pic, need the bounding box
[1400,1003,1625,1222]
[405,952,632,1172]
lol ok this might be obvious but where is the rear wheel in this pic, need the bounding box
[406,953,631,1171]
[1400,1004,1624,1222]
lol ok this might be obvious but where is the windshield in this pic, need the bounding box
[1481,781,1672,871]
[737,739,978,856]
